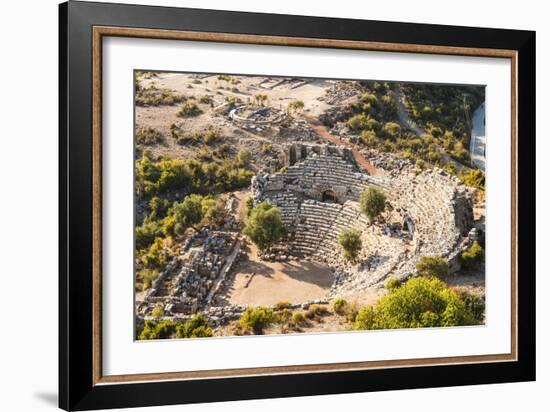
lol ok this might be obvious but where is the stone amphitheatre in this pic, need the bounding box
[134,72,485,337]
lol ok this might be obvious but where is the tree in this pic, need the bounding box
[360,187,387,222]
[141,237,168,269]
[354,276,479,330]
[288,99,305,116]
[338,228,362,262]
[202,199,227,228]
[171,195,204,234]
[236,148,252,168]
[243,202,286,250]
[416,255,449,278]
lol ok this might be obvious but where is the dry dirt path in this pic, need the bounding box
[303,116,379,175]
[394,86,424,136]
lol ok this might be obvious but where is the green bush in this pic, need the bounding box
[138,320,177,340]
[354,276,479,330]
[338,228,362,262]
[244,196,254,218]
[459,169,485,190]
[176,314,213,338]
[243,202,286,250]
[382,122,401,138]
[291,312,306,326]
[461,241,484,268]
[274,301,291,311]
[136,126,163,145]
[240,307,274,334]
[360,187,387,222]
[236,148,252,168]
[416,255,449,278]
[139,268,160,291]
[347,113,369,131]
[141,237,168,270]
[135,218,163,250]
[385,277,401,291]
[203,128,221,145]
[332,298,348,315]
[458,291,486,322]
[177,102,203,117]
[151,303,165,318]
[136,85,187,107]
[304,304,328,321]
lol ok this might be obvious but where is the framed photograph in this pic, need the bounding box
[59,1,535,410]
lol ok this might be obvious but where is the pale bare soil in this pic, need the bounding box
[226,242,334,306]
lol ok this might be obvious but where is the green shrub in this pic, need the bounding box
[240,307,274,334]
[385,277,401,291]
[136,85,187,107]
[332,298,348,315]
[382,122,401,138]
[304,304,328,321]
[338,228,362,262]
[177,102,203,117]
[139,268,160,291]
[244,196,254,218]
[151,303,165,318]
[243,202,286,250]
[274,308,293,324]
[203,128,221,145]
[458,291,486,322]
[360,187,387,222]
[361,130,379,148]
[347,113,369,131]
[344,301,360,323]
[176,314,213,338]
[138,320,177,340]
[135,218,162,250]
[236,148,252,168]
[416,256,449,278]
[291,312,306,326]
[141,237,169,270]
[136,126,163,145]
[274,301,291,311]
[459,169,485,190]
[199,95,213,104]
[461,241,484,268]
[354,276,479,330]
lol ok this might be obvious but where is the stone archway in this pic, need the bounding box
[288,145,297,166]
[322,189,338,203]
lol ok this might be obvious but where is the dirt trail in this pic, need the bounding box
[303,116,379,175]
[394,86,424,136]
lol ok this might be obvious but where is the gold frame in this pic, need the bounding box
[92,26,518,385]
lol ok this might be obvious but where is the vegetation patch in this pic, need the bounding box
[136,126,163,145]
[354,276,482,330]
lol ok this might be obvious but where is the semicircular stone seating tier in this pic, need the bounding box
[252,144,473,294]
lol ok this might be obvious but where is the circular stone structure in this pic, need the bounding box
[229,105,286,127]
[251,142,474,298]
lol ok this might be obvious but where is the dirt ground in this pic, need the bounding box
[226,241,334,306]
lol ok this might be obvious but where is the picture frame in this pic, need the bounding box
[59,1,536,410]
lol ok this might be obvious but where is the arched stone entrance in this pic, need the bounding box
[322,190,338,203]
[288,145,297,166]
